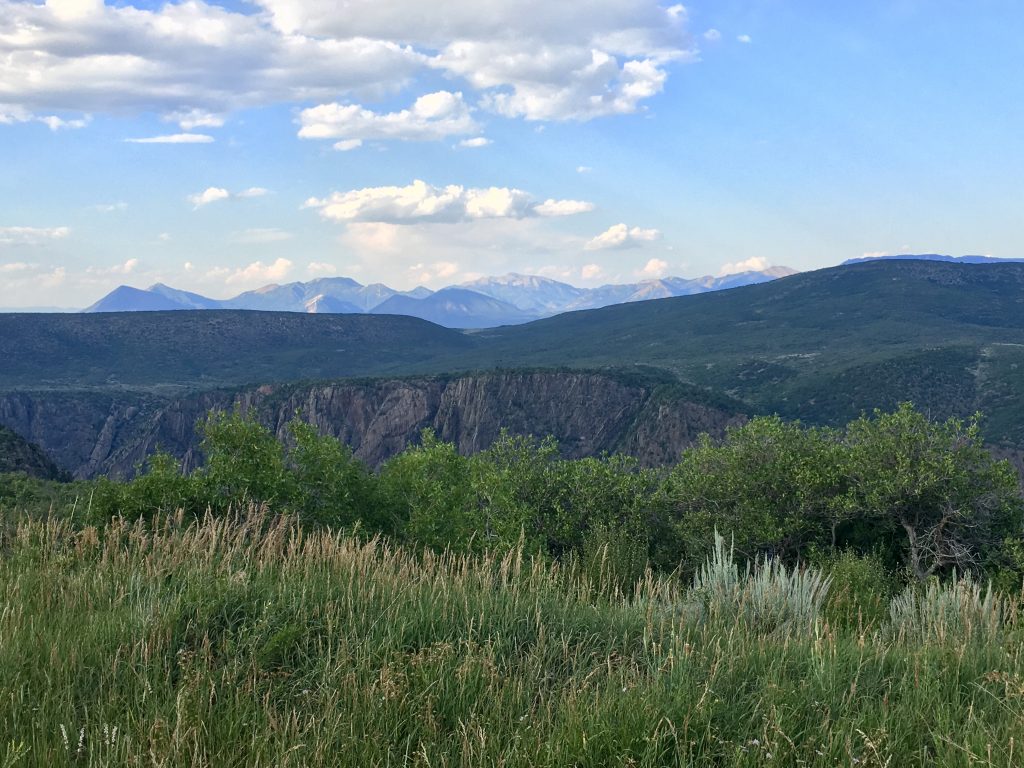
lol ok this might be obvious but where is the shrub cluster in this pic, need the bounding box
[28,402,1023,587]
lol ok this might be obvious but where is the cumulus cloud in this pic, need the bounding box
[305,180,593,224]
[0,261,34,272]
[299,91,479,146]
[189,186,268,208]
[223,257,294,285]
[0,226,70,246]
[0,0,690,129]
[87,257,138,275]
[163,109,225,131]
[576,165,593,174]
[188,187,231,208]
[718,256,771,276]
[638,257,668,278]
[125,134,215,144]
[584,223,661,250]
[0,104,89,130]
[535,199,595,217]
[581,263,604,280]
[459,137,492,148]
[306,261,337,275]
[737,34,752,43]
[0,0,421,120]
[703,29,721,42]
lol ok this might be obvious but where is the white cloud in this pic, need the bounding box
[737,34,752,44]
[0,0,421,119]
[306,261,337,275]
[0,261,34,273]
[718,256,770,276]
[87,257,139,276]
[37,114,90,131]
[188,186,268,208]
[0,104,89,130]
[231,228,292,244]
[0,0,690,129]
[334,139,363,151]
[40,266,67,287]
[0,226,70,246]
[188,187,231,208]
[299,91,479,146]
[581,263,604,280]
[158,233,172,242]
[638,257,668,278]
[459,137,492,148]
[223,258,294,285]
[584,223,661,250]
[125,134,215,145]
[305,179,593,224]
[164,109,225,130]
[703,29,721,42]
[576,165,593,174]
[535,199,595,217]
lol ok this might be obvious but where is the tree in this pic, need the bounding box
[842,403,1022,580]
[658,415,847,567]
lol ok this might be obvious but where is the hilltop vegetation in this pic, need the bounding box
[13,403,1010,586]
[4,403,1024,765]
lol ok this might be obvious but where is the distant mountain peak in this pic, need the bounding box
[80,265,798,327]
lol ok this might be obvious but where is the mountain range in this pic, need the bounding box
[83,267,797,328]
[8,257,1024,478]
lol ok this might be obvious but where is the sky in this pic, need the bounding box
[2,0,1023,308]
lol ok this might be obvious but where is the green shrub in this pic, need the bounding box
[815,550,899,631]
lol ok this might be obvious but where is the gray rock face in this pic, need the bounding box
[0,371,744,479]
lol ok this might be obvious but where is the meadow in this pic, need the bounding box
[1,512,1023,767]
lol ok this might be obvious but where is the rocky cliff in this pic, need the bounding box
[0,371,744,479]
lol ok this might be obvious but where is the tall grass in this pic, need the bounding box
[1,512,1024,766]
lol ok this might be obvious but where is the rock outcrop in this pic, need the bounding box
[0,371,745,479]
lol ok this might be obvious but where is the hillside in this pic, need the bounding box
[0,425,63,480]
[459,260,1024,439]
[0,311,476,391]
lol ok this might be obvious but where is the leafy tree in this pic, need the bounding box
[286,419,378,530]
[658,416,847,567]
[377,430,478,551]
[842,403,1022,580]
[198,408,291,514]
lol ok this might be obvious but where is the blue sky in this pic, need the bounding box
[2,0,1022,307]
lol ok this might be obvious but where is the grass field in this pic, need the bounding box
[2,511,1023,767]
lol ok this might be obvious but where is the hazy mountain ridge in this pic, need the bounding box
[842,254,1024,266]
[81,267,797,327]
